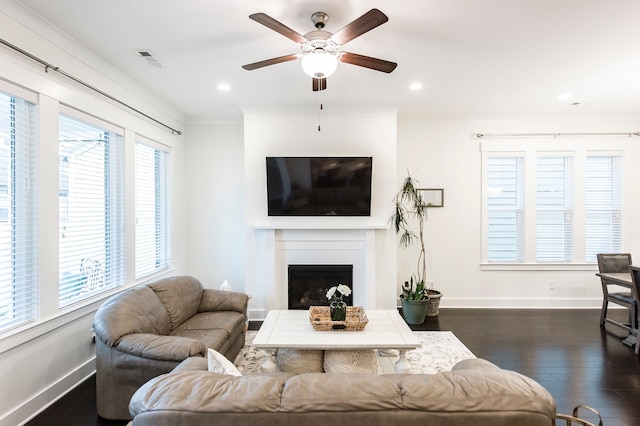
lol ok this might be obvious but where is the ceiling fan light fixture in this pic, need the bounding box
[301,49,338,78]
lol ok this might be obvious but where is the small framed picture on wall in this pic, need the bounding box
[418,188,444,207]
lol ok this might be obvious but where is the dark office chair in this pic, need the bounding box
[597,253,636,333]
[629,266,640,355]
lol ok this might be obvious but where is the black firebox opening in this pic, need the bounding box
[288,264,353,309]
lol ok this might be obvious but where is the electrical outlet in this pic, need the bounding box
[548,280,556,290]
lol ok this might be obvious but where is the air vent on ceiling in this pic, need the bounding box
[135,49,163,69]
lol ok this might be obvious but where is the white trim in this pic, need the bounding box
[0,77,37,103]
[59,103,124,135]
[135,135,171,153]
[480,262,596,271]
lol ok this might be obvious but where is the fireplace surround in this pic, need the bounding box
[288,264,353,309]
[246,226,396,320]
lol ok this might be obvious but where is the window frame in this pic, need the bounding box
[57,106,126,307]
[134,137,171,279]
[0,83,38,334]
[481,139,630,271]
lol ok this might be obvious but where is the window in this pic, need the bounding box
[585,156,622,261]
[487,156,524,262]
[135,140,171,278]
[536,156,573,262]
[58,110,125,306]
[0,88,38,332]
[483,142,625,266]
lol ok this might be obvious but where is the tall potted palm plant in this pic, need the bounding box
[390,172,442,324]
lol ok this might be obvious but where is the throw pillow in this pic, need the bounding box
[207,348,242,376]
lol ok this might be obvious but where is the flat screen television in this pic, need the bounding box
[266,157,372,216]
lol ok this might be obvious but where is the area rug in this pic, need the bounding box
[234,330,475,375]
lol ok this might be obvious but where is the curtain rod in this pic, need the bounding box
[0,38,182,136]
[476,131,640,139]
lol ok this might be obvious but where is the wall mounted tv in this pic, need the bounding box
[266,157,372,216]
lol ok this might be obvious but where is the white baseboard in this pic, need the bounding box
[248,308,267,321]
[2,357,96,426]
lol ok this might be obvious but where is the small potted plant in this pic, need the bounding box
[399,275,429,324]
[390,171,442,324]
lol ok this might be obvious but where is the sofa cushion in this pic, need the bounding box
[199,289,249,314]
[280,373,403,412]
[94,286,170,346]
[171,328,229,352]
[175,311,245,335]
[116,334,207,360]
[395,367,556,418]
[130,371,294,414]
[207,348,242,376]
[149,276,204,330]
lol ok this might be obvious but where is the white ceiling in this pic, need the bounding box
[12,0,640,122]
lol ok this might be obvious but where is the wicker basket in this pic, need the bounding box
[309,306,369,331]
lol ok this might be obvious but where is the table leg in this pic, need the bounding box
[622,334,637,347]
[260,349,277,372]
[395,349,412,373]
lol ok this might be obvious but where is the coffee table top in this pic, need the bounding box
[253,309,421,350]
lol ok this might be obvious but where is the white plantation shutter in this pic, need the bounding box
[135,140,171,278]
[0,88,38,332]
[487,156,524,262]
[484,144,626,266]
[585,156,622,262]
[536,156,573,261]
[58,111,125,306]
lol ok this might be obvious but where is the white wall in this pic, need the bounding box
[397,114,640,308]
[0,7,187,426]
[185,122,245,290]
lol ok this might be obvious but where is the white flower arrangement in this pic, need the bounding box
[326,284,352,302]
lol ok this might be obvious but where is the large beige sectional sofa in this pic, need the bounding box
[92,275,249,420]
[128,356,557,425]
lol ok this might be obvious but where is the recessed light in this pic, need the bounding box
[410,83,423,91]
[557,93,572,100]
[217,84,231,91]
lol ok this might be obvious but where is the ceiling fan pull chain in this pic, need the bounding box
[317,91,323,131]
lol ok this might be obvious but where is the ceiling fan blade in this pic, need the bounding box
[340,52,397,73]
[242,54,299,70]
[330,9,389,45]
[249,13,307,44]
[312,77,327,91]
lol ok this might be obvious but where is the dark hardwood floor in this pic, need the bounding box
[26,309,640,426]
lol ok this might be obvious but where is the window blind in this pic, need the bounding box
[58,112,125,306]
[135,141,171,279]
[536,156,573,262]
[0,90,38,332]
[585,156,622,262]
[487,156,524,261]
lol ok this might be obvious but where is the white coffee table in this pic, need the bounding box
[252,309,421,373]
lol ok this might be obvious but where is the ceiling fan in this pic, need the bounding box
[242,8,397,91]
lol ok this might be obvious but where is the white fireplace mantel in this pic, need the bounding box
[252,222,390,230]
[246,227,395,320]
